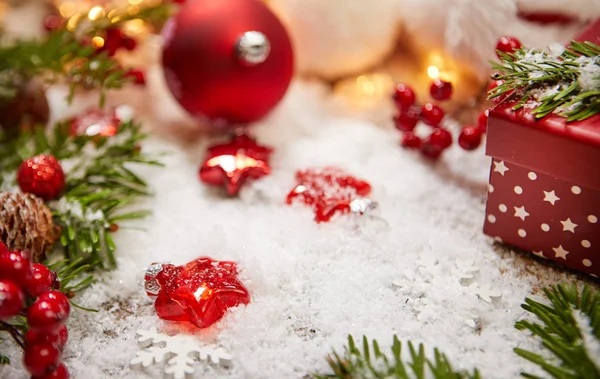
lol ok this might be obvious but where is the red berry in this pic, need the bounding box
[44,15,63,32]
[26,324,68,349]
[478,109,490,133]
[23,343,61,377]
[39,291,71,318]
[0,280,24,320]
[122,37,137,51]
[394,107,420,132]
[28,293,70,332]
[27,264,58,297]
[421,103,445,126]
[32,362,70,379]
[0,251,32,287]
[428,128,453,149]
[458,126,483,151]
[126,69,146,85]
[401,131,423,149]
[496,36,522,58]
[420,140,443,160]
[429,79,453,101]
[17,154,65,201]
[393,84,416,110]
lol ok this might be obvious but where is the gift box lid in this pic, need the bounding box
[486,101,600,191]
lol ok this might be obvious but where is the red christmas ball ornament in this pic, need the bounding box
[23,342,61,377]
[17,155,65,201]
[162,0,294,127]
[144,257,250,328]
[0,280,24,320]
[496,36,522,58]
[429,79,453,101]
[458,126,483,150]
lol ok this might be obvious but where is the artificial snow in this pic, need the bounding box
[0,72,591,379]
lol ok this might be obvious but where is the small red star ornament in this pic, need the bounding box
[286,167,374,223]
[144,257,250,329]
[69,109,120,137]
[199,134,273,195]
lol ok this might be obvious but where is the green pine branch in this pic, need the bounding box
[314,335,480,379]
[0,2,175,108]
[489,41,600,122]
[0,118,162,275]
[515,283,600,379]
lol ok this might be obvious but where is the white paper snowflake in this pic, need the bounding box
[130,328,232,379]
[468,283,502,304]
[452,259,480,286]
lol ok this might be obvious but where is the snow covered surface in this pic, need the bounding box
[0,69,589,379]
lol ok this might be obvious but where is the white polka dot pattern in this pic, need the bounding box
[484,160,599,277]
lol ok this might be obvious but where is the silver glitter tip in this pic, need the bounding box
[236,31,271,66]
[140,262,166,296]
[349,198,378,214]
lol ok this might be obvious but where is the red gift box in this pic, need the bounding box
[483,101,600,277]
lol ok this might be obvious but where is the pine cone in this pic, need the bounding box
[0,192,60,262]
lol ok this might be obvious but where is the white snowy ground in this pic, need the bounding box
[0,68,588,379]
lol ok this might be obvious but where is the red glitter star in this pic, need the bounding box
[145,257,250,329]
[286,167,373,222]
[69,109,120,137]
[199,134,273,195]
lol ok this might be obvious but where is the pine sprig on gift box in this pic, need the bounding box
[314,335,481,379]
[0,118,162,273]
[490,41,600,121]
[515,283,600,378]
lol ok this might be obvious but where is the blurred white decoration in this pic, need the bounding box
[269,0,401,80]
[398,0,516,79]
[130,328,232,379]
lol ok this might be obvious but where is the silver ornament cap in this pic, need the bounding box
[236,31,271,66]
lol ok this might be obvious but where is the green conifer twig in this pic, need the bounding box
[515,283,600,378]
[489,41,600,122]
[314,335,480,379]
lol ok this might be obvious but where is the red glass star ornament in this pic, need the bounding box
[199,135,273,195]
[69,109,120,137]
[144,257,250,329]
[286,167,373,223]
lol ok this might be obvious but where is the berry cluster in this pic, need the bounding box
[392,35,524,160]
[0,242,70,379]
[393,81,458,159]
